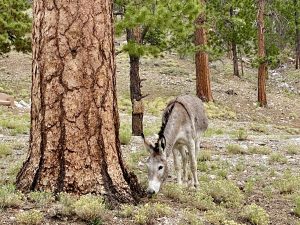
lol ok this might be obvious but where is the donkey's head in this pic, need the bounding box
[142,134,168,197]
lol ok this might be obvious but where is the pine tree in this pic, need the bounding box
[17,0,142,204]
[115,0,200,136]
[0,0,31,54]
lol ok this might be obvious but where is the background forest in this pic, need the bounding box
[0,0,300,225]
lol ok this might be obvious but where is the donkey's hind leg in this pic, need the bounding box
[188,141,199,188]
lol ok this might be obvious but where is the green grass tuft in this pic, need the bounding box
[16,209,44,225]
[73,194,106,222]
[242,204,269,225]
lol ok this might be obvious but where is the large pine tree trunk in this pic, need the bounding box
[294,0,300,69]
[195,0,213,102]
[127,28,144,136]
[230,7,240,78]
[257,0,267,107]
[16,0,142,204]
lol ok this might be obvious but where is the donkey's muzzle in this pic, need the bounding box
[146,188,155,197]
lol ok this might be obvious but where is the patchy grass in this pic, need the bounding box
[274,172,300,194]
[28,191,54,207]
[285,144,300,155]
[202,179,244,208]
[134,202,171,224]
[235,128,248,141]
[73,194,107,222]
[242,204,269,225]
[248,146,272,155]
[55,192,76,217]
[180,209,204,225]
[144,97,171,116]
[269,152,288,164]
[0,143,12,157]
[203,128,224,137]
[204,102,236,120]
[0,110,30,135]
[0,184,24,209]
[226,144,247,155]
[198,149,212,162]
[119,122,131,145]
[16,209,44,225]
[250,124,268,134]
[204,209,228,225]
[118,204,135,218]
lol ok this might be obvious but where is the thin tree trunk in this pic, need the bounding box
[129,54,143,136]
[294,0,300,69]
[16,0,143,205]
[240,50,244,77]
[257,0,267,107]
[126,29,144,136]
[230,7,240,78]
[195,0,213,102]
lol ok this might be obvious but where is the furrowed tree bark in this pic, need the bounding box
[16,0,143,205]
[294,0,300,69]
[257,0,267,107]
[195,0,213,102]
[126,28,144,136]
[230,6,240,78]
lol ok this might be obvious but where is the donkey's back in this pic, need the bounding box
[162,95,208,141]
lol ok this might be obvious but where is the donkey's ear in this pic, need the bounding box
[159,135,166,153]
[141,133,155,153]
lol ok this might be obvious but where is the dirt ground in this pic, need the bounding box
[0,51,300,225]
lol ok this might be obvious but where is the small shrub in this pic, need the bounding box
[180,209,203,225]
[269,152,287,164]
[204,102,236,120]
[73,194,106,222]
[248,146,271,155]
[191,191,215,211]
[118,204,135,218]
[204,128,224,137]
[134,203,171,224]
[0,184,23,208]
[285,144,300,155]
[202,179,244,207]
[235,161,245,172]
[236,129,248,141]
[56,192,76,216]
[244,178,256,195]
[250,124,268,134]
[119,122,131,145]
[242,204,269,225]
[226,144,246,154]
[163,183,186,202]
[204,209,227,225]
[0,143,12,157]
[198,149,212,161]
[274,173,300,194]
[29,191,54,206]
[198,161,209,172]
[16,210,44,225]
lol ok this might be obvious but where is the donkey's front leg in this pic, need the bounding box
[188,141,199,188]
[173,149,182,185]
[179,146,188,185]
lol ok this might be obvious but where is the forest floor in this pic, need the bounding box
[0,50,299,225]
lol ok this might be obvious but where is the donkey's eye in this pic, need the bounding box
[158,166,163,170]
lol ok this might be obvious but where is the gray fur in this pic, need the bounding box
[143,95,208,196]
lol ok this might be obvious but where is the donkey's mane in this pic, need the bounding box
[155,99,191,152]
